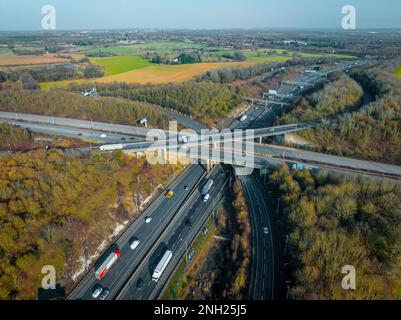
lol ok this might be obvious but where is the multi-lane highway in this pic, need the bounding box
[116,165,228,300]
[0,111,318,150]
[68,163,207,300]
[70,60,371,300]
[1,61,373,300]
[5,114,397,181]
[0,111,154,137]
[0,119,142,144]
[240,174,276,300]
[226,62,361,300]
[254,143,401,177]
[6,115,398,181]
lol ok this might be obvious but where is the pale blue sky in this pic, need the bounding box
[0,0,400,31]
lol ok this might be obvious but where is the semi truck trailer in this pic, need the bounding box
[95,249,121,280]
[152,250,173,282]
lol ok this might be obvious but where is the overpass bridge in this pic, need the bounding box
[123,144,401,183]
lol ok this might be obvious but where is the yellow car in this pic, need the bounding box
[166,190,174,199]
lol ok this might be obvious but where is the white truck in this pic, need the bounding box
[99,144,124,151]
[201,179,214,196]
[240,115,248,122]
[152,250,173,282]
[268,89,278,96]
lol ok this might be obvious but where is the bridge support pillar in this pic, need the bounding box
[273,133,285,144]
[161,148,167,163]
[207,159,216,172]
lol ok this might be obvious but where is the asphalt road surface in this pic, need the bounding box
[253,144,401,178]
[240,174,277,300]
[0,119,142,144]
[116,165,228,300]
[0,112,154,137]
[67,163,206,300]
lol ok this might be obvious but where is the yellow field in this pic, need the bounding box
[0,54,69,67]
[40,50,355,89]
[95,61,256,84]
[40,60,258,89]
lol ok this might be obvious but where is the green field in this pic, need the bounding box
[207,48,355,63]
[0,47,14,55]
[396,65,401,78]
[40,42,357,89]
[89,56,152,76]
[245,49,355,60]
[85,41,204,57]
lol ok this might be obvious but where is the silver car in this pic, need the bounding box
[92,286,103,299]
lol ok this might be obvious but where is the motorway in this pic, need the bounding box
[0,112,317,151]
[0,119,142,144]
[240,174,276,300]
[68,163,207,300]
[0,110,207,138]
[197,143,401,180]
[1,61,370,300]
[230,111,279,300]
[5,115,395,181]
[253,143,401,178]
[70,61,373,300]
[226,62,361,300]
[0,111,155,137]
[116,165,228,300]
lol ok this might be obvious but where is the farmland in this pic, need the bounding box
[0,54,69,67]
[84,41,204,57]
[396,65,401,77]
[0,47,14,55]
[80,60,255,84]
[40,60,255,88]
[89,56,152,76]
[40,49,355,89]
[8,40,354,89]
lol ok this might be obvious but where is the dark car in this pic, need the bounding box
[185,219,192,227]
[136,278,144,290]
[99,288,110,300]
